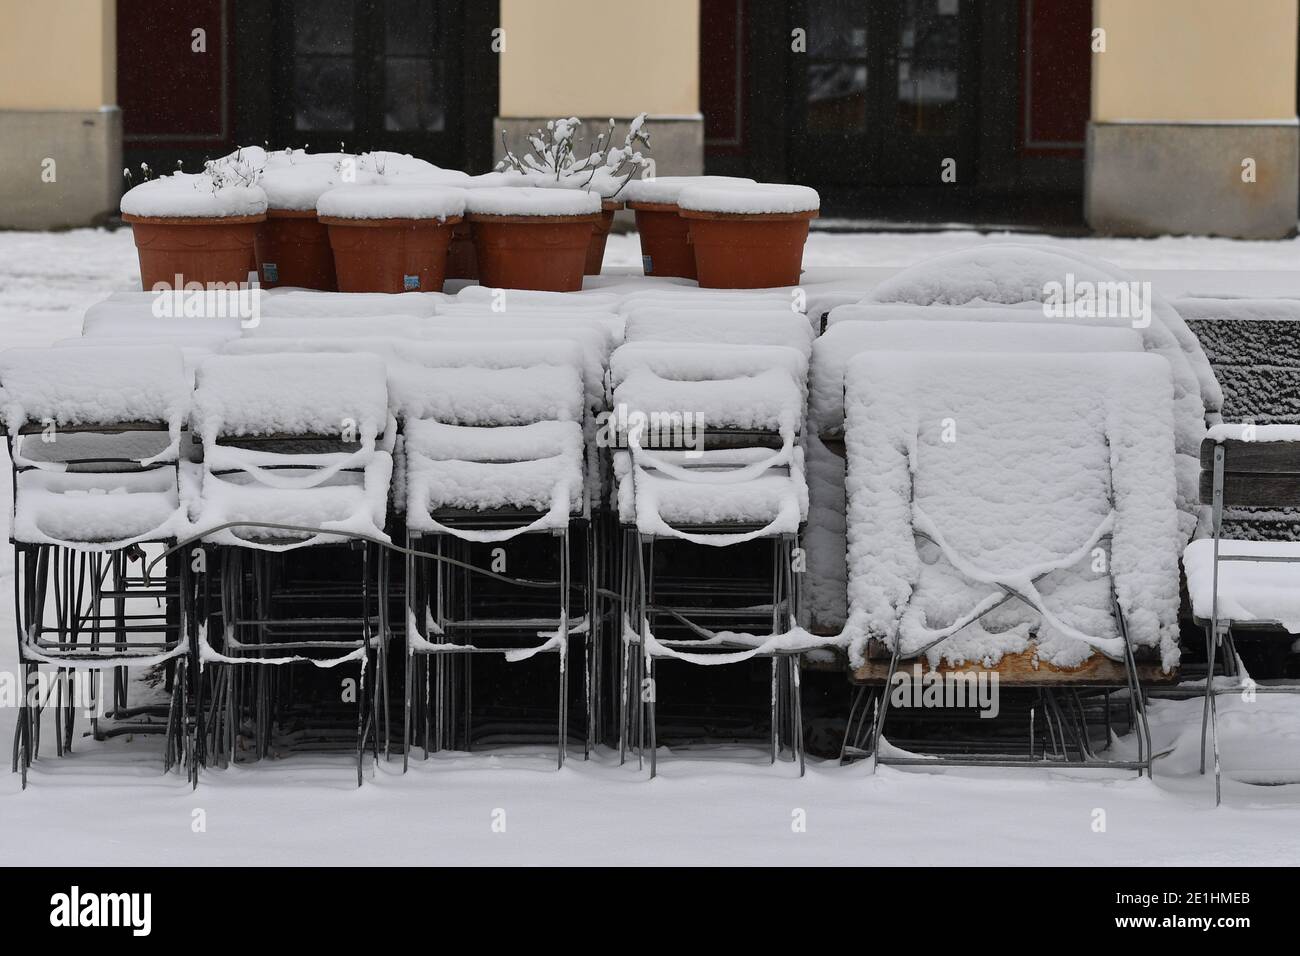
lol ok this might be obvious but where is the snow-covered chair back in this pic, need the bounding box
[811,318,1145,437]
[843,350,1183,674]
[610,341,808,400]
[389,363,584,427]
[0,345,190,548]
[188,352,393,549]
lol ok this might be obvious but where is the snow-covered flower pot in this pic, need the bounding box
[620,176,755,279]
[120,172,267,290]
[443,172,527,280]
[465,187,601,292]
[254,162,364,291]
[677,183,820,289]
[317,184,466,293]
[496,116,651,278]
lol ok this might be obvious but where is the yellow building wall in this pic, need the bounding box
[0,0,116,110]
[1092,0,1297,121]
[498,0,699,117]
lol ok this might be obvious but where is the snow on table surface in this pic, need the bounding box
[464,186,601,217]
[1184,538,1300,632]
[843,350,1182,671]
[191,352,389,440]
[822,296,1209,546]
[864,243,1222,417]
[620,175,756,206]
[120,172,267,219]
[678,182,821,215]
[810,317,1145,434]
[316,184,466,221]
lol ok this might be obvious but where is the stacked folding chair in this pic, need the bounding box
[187,352,394,784]
[611,307,815,776]
[395,346,590,768]
[1,346,193,786]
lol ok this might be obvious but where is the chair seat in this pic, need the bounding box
[193,459,392,546]
[404,420,584,528]
[14,468,182,545]
[1183,538,1300,632]
[615,448,807,534]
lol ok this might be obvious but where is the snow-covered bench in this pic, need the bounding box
[841,350,1183,772]
[1183,424,1300,804]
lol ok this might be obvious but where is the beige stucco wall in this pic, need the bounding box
[1092,0,1297,121]
[498,0,699,117]
[0,0,116,110]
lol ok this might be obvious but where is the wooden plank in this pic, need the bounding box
[1199,471,1300,508]
[850,640,1176,687]
[1200,438,1300,474]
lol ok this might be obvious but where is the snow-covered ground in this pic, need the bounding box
[2,227,1300,865]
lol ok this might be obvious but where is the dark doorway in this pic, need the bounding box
[790,0,979,188]
[272,0,466,165]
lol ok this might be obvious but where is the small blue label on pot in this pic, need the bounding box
[403,274,420,290]
[642,255,653,274]
[262,262,278,283]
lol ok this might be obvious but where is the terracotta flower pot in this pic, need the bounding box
[679,209,818,289]
[254,208,337,290]
[468,213,599,292]
[320,215,461,293]
[445,220,478,280]
[627,201,695,279]
[584,200,622,276]
[122,212,264,291]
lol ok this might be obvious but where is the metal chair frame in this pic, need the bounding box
[1197,437,1300,806]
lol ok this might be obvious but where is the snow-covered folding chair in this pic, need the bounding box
[611,348,815,776]
[841,351,1184,775]
[187,352,394,784]
[397,361,590,768]
[1183,425,1300,805]
[1,346,193,787]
